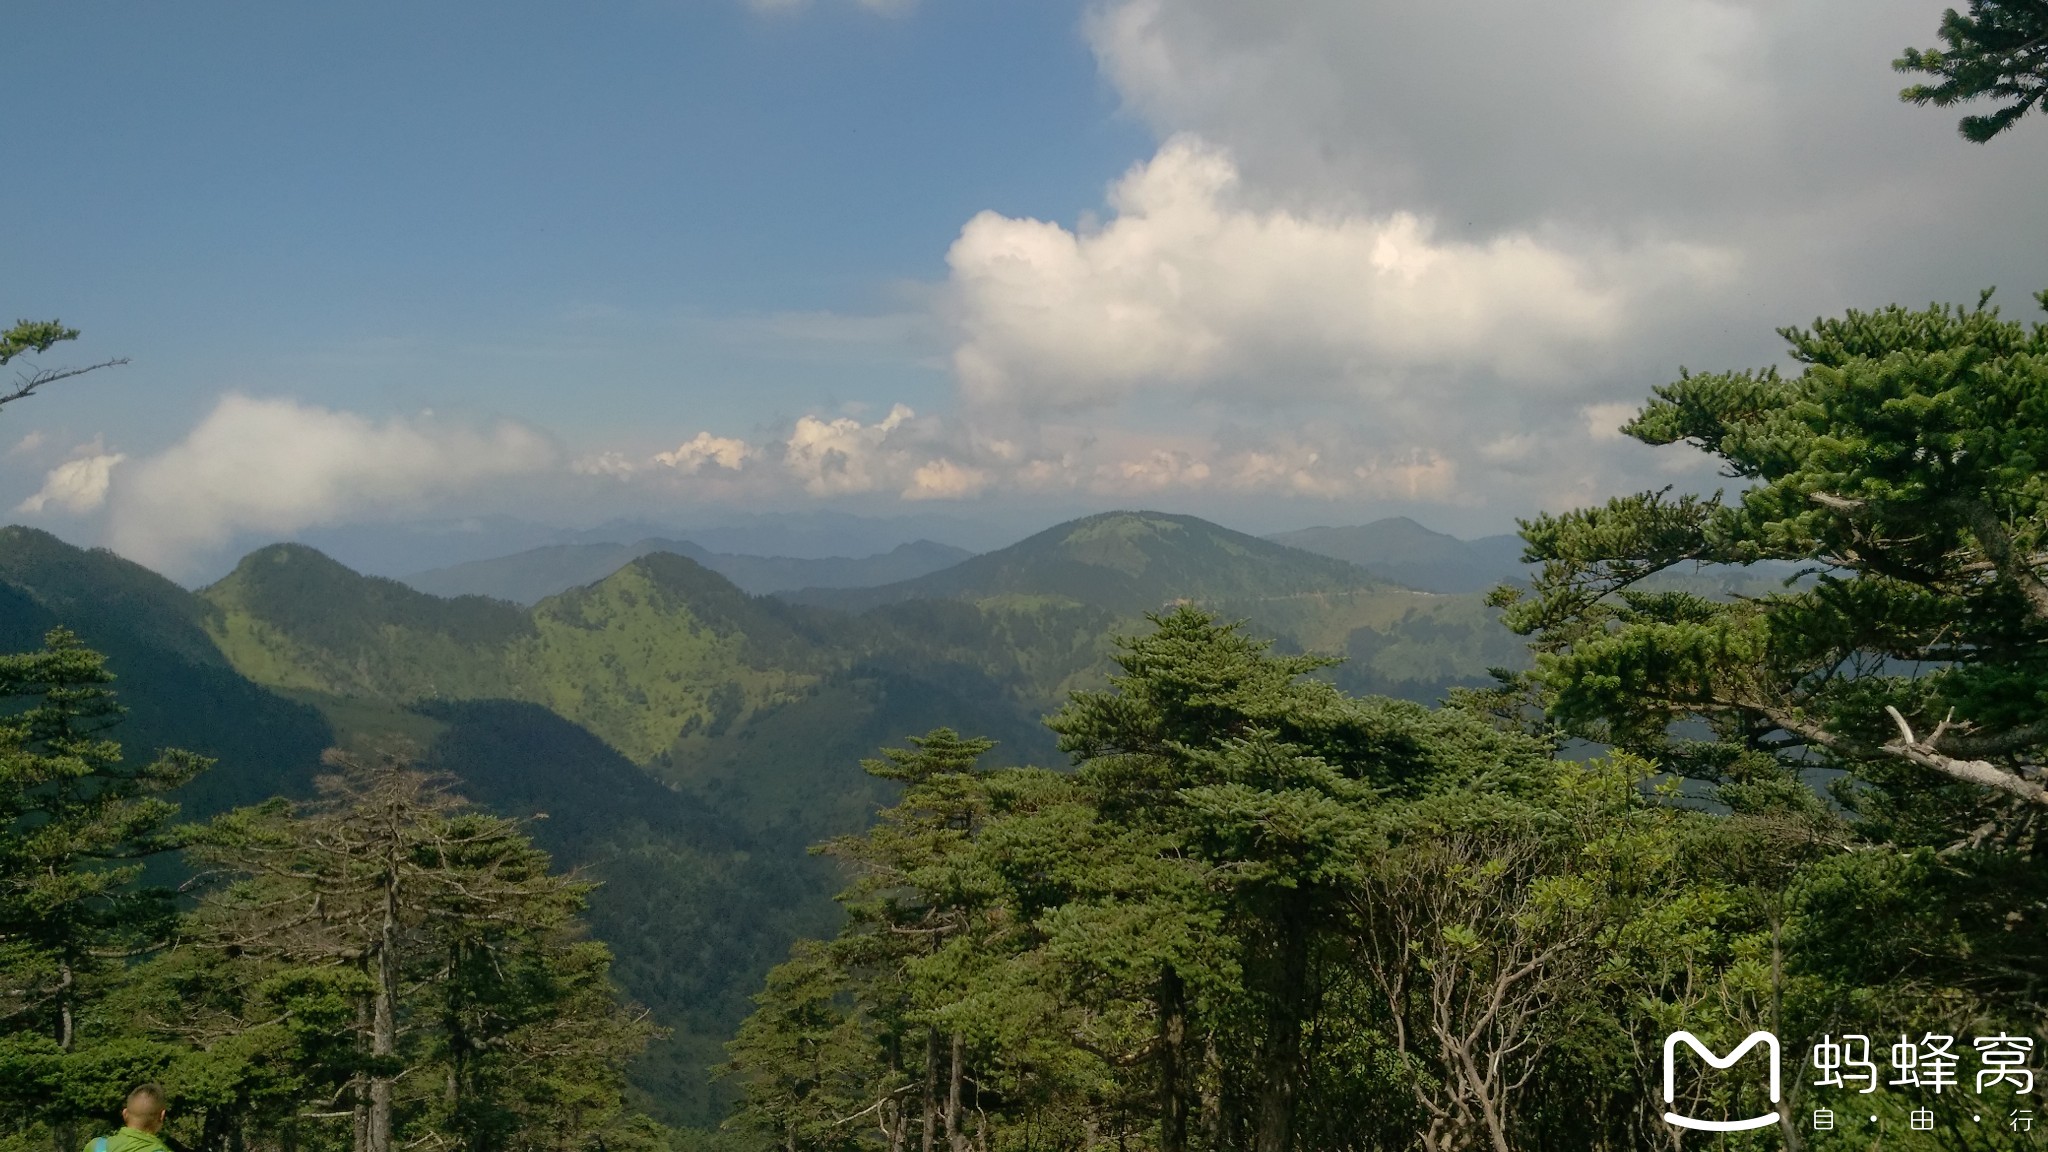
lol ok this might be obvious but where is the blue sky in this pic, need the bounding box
[7,0,2047,579]
[9,0,1135,437]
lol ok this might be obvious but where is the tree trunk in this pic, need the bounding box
[946,1031,966,1152]
[1158,966,1189,1152]
[1253,906,1310,1152]
[1199,1032,1223,1150]
[56,959,75,1051]
[921,1028,940,1152]
[366,860,401,1152]
[352,995,372,1152]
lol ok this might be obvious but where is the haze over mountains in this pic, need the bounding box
[400,512,1536,608]
[1270,517,1530,594]
[276,509,1025,583]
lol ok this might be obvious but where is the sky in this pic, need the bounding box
[5,0,2046,580]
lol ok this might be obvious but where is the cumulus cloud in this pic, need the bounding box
[105,395,556,574]
[615,409,1513,507]
[899,0,2045,519]
[9,431,46,457]
[1081,0,2048,331]
[1085,0,1976,229]
[783,404,918,495]
[654,432,755,474]
[904,458,989,500]
[946,136,1724,412]
[17,445,125,515]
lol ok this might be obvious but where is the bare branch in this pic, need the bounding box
[0,358,129,409]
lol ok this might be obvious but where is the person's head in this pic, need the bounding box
[122,1084,167,1134]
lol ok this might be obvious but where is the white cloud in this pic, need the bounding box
[1582,402,1641,442]
[1085,0,1884,228]
[654,432,755,474]
[599,385,1684,520]
[572,451,638,478]
[8,431,46,457]
[903,0,2032,521]
[105,395,556,574]
[946,135,1729,412]
[783,403,917,495]
[618,408,1483,505]
[17,449,125,515]
[903,458,989,500]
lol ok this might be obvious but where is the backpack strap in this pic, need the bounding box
[92,1138,109,1152]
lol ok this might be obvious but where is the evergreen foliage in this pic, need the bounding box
[0,629,205,1148]
[0,635,659,1152]
[1897,0,2048,141]
[720,609,1925,1151]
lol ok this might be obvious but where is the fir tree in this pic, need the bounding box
[1897,0,2048,141]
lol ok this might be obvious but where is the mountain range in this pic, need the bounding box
[0,509,1572,1125]
[405,537,973,604]
[1268,516,1530,594]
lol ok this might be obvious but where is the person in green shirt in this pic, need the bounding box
[85,1084,172,1152]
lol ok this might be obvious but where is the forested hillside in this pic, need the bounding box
[3,511,1542,1130]
[0,533,837,1127]
[0,527,332,816]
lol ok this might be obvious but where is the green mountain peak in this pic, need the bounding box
[0,524,229,668]
[785,509,1389,617]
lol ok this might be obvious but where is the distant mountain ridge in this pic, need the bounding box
[1267,517,1531,594]
[781,511,1394,616]
[269,509,1012,583]
[405,537,973,605]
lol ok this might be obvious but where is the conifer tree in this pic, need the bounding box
[1492,290,2048,1082]
[1897,0,2048,141]
[173,750,656,1152]
[1495,292,2048,813]
[0,628,204,1143]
